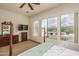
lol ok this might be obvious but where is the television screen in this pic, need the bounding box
[18,24,28,31]
[18,24,23,31]
[23,25,28,30]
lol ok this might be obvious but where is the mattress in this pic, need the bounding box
[43,46,79,56]
[18,43,79,56]
[18,43,53,56]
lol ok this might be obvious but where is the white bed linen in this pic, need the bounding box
[43,46,79,56]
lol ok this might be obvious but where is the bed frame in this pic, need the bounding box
[1,21,13,56]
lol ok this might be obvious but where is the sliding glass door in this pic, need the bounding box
[60,14,74,42]
[41,19,47,38]
[40,13,75,43]
[48,17,57,40]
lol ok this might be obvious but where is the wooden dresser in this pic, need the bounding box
[0,35,19,47]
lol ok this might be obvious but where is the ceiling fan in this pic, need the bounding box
[20,3,40,10]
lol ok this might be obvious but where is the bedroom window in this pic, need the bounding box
[33,20,39,36]
[60,14,74,43]
[48,17,57,40]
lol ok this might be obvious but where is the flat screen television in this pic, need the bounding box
[23,25,28,30]
[18,24,28,31]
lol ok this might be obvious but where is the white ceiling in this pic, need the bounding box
[0,3,62,16]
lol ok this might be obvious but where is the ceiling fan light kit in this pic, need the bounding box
[26,11,29,13]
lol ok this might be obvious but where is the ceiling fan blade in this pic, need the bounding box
[20,3,26,8]
[32,3,40,5]
[28,3,34,10]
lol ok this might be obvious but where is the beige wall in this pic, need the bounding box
[0,9,30,41]
[30,3,79,43]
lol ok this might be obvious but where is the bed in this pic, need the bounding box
[18,43,79,56]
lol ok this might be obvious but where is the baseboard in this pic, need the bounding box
[28,39,41,44]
